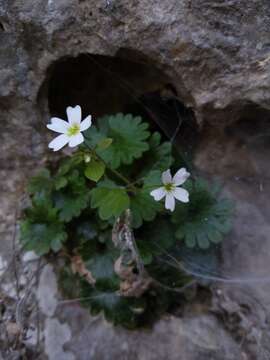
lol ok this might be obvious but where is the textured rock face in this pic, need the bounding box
[1,0,270,359]
[1,0,270,116]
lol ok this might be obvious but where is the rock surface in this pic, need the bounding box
[1,0,270,119]
[1,0,270,359]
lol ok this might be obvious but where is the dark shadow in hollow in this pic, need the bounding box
[47,51,198,152]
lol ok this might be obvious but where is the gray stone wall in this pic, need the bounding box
[1,1,270,358]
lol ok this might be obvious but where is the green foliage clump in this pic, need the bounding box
[20,113,233,328]
[171,180,233,249]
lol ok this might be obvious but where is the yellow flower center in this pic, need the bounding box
[164,183,175,192]
[67,123,80,136]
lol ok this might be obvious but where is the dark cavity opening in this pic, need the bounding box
[47,51,198,150]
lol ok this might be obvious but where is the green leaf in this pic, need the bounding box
[85,113,150,169]
[186,232,196,248]
[136,217,176,265]
[54,169,91,222]
[84,253,119,290]
[196,233,210,249]
[24,198,57,222]
[65,169,86,192]
[143,170,162,190]
[76,221,98,242]
[57,155,83,177]
[54,192,90,222]
[130,190,161,228]
[97,137,113,150]
[58,267,81,300]
[147,257,192,291]
[54,176,68,190]
[91,180,130,220]
[128,170,163,228]
[207,228,222,244]
[20,218,67,256]
[30,189,52,209]
[28,169,52,194]
[80,284,145,328]
[84,159,105,182]
[172,178,233,249]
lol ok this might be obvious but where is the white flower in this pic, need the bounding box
[150,168,190,212]
[47,105,92,151]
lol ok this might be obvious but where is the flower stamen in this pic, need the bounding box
[67,123,80,137]
[164,183,175,192]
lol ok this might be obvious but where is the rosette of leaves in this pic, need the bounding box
[171,179,233,249]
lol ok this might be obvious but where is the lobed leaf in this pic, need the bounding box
[90,180,130,220]
[84,159,105,182]
[27,169,53,194]
[96,137,113,150]
[85,113,150,169]
[136,217,176,265]
[54,192,90,222]
[20,218,67,256]
[130,190,161,228]
[172,178,233,249]
[54,170,91,222]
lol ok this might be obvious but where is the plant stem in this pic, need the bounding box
[108,166,137,192]
[83,142,137,192]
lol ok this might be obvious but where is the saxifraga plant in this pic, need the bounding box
[20,106,233,328]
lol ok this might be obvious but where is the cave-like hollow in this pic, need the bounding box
[45,51,198,150]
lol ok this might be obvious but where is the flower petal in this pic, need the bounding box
[150,187,166,201]
[165,193,175,212]
[162,169,172,184]
[48,134,69,151]
[66,105,82,124]
[68,132,84,147]
[80,115,92,131]
[173,168,190,186]
[47,117,69,133]
[173,187,189,203]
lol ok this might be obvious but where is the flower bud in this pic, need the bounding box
[84,154,91,163]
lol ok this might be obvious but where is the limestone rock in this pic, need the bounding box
[1,0,270,359]
[1,0,270,120]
